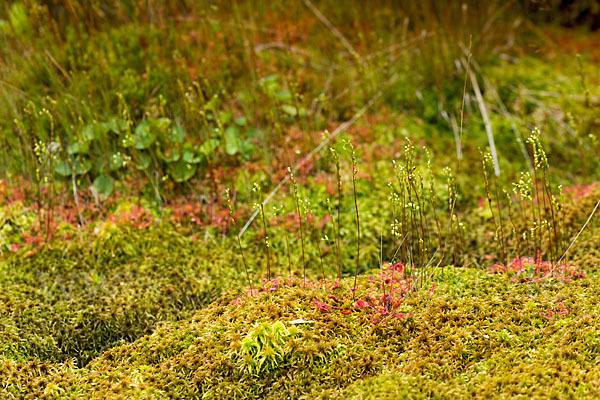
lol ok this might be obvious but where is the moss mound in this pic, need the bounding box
[2,266,599,399]
[0,223,244,366]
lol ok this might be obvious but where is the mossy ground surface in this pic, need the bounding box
[2,264,600,399]
[1,184,599,399]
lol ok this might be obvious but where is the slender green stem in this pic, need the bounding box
[345,140,360,299]
[289,168,306,284]
[225,188,253,292]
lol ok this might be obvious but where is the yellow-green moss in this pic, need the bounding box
[2,266,599,399]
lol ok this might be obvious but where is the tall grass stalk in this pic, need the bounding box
[425,148,444,272]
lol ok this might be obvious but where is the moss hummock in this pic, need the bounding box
[2,266,599,399]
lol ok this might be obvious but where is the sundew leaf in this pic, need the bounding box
[169,160,196,183]
[93,175,114,198]
[225,125,241,155]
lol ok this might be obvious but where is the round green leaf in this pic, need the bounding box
[234,116,248,126]
[169,124,186,144]
[136,152,152,170]
[169,160,196,183]
[74,157,92,175]
[54,160,72,177]
[200,138,220,156]
[68,141,89,155]
[93,175,114,198]
[82,123,97,142]
[276,89,292,102]
[109,152,125,171]
[225,125,241,155]
[161,148,181,163]
[281,104,298,116]
[134,121,154,149]
[183,146,203,164]
[152,118,172,133]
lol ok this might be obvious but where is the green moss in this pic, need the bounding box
[0,224,245,366]
[1,266,598,399]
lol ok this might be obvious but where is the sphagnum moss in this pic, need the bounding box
[4,266,600,399]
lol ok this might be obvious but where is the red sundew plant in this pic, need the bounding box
[312,172,337,196]
[489,256,585,283]
[1,174,257,245]
[0,180,27,205]
[167,199,203,227]
[108,205,155,229]
[230,263,421,325]
[564,183,600,199]
[1,189,99,252]
[540,301,570,322]
[1,183,248,254]
[313,263,419,323]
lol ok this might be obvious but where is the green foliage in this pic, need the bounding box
[0,202,36,252]
[92,174,114,198]
[0,2,30,37]
[233,321,300,375]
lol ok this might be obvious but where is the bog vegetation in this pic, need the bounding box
[1,1,600,398]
